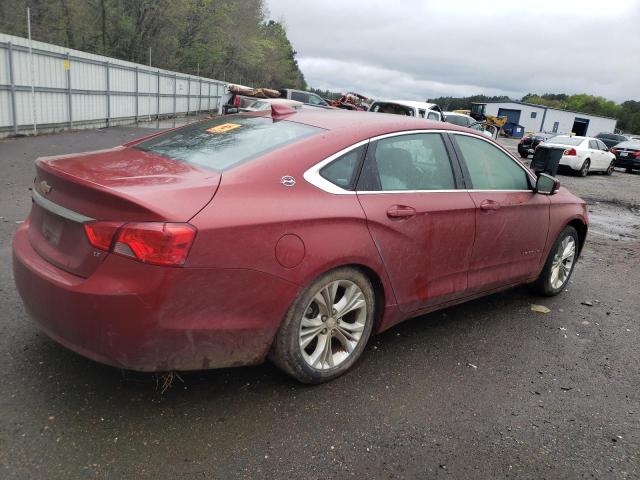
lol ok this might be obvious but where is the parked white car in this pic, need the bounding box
[540,135,616,176]
[368,100,443,120]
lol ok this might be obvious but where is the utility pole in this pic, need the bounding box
[27,7,37,134]
[148,47,151,121]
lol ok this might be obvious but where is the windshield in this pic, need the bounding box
[546,136,583,146]
[135,116,323,170]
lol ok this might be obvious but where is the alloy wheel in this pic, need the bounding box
[298,280,367,370]
[580,160,590,177]
[550,236,576,290]
[607,161,615,175]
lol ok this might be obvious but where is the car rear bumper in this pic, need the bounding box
[615,157,640,169]
[13,222,299,372]
[559,156,583,170]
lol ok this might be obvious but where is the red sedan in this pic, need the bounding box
[13,106,588,383]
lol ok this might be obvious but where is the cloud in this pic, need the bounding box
[266,0,640,102]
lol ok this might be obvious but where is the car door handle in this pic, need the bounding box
[479,200,501,211]
[386,205,417,219]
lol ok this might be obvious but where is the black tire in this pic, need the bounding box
[578,159,590,177]
[626,168,634,174]
[530,226,580,296]
[270,267,376,384]
[606,160,615,176]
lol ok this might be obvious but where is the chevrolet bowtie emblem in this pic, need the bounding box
[39,180,52,194]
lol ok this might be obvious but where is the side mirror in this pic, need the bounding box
[535,173,560,195]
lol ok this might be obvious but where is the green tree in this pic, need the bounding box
[0,0,306,89]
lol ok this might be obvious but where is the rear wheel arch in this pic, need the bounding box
[567,219,587,255]
[344,263,386,329]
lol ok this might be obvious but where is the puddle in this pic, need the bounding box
[587,202,640,240]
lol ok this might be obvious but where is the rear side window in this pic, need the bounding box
[135,116,323,171]
[588,140,599,149]
[445,115,468,127]
[453,134,530,190]
[359,133,455,191]
[427,111,440,121]
[320,145,365,190]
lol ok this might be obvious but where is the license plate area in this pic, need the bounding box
[40,213,63,246]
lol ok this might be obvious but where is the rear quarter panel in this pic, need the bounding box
[187,131,398,309]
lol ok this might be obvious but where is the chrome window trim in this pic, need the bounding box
[32,189,94,223]
[303,129,537,195]
[302,139,369,195]
[357,189,533,195]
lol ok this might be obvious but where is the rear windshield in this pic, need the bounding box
[135,116,323,170]
[596,133,625,141]
[547,136,583,146]
[445,115,468,127]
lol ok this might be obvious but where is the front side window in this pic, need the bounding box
[453,134,530,190]
[320,145,364,190]
[427,111,440,120]
[135,116,323,171]
[359,133,455,191]
[308,94,327,106]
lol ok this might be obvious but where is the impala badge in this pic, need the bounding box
[39,180,52,195]
[280,176,296,187]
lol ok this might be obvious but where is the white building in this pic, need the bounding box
[481,101,617,137]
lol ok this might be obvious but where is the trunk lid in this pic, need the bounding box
[29,146,220,277]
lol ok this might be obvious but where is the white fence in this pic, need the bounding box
[0,33,227,138]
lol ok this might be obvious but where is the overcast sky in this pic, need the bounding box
[265,0,640,102]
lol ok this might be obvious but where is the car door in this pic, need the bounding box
[596,139,613,168]
[450,133,551,292]
[588,139,604,170]
[356,132,476,313]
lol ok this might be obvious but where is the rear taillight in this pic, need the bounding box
[84,221,123,251]
[563,148,577,156]
[610,147,617,155]
[633,151,640,158]
[233,95,240,108]
[84,222,197,266]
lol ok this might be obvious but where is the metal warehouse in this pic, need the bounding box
[481,100,617,137]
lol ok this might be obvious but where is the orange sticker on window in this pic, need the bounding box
[206,123,242,134]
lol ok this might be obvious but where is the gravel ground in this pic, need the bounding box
[0,128,638,479]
